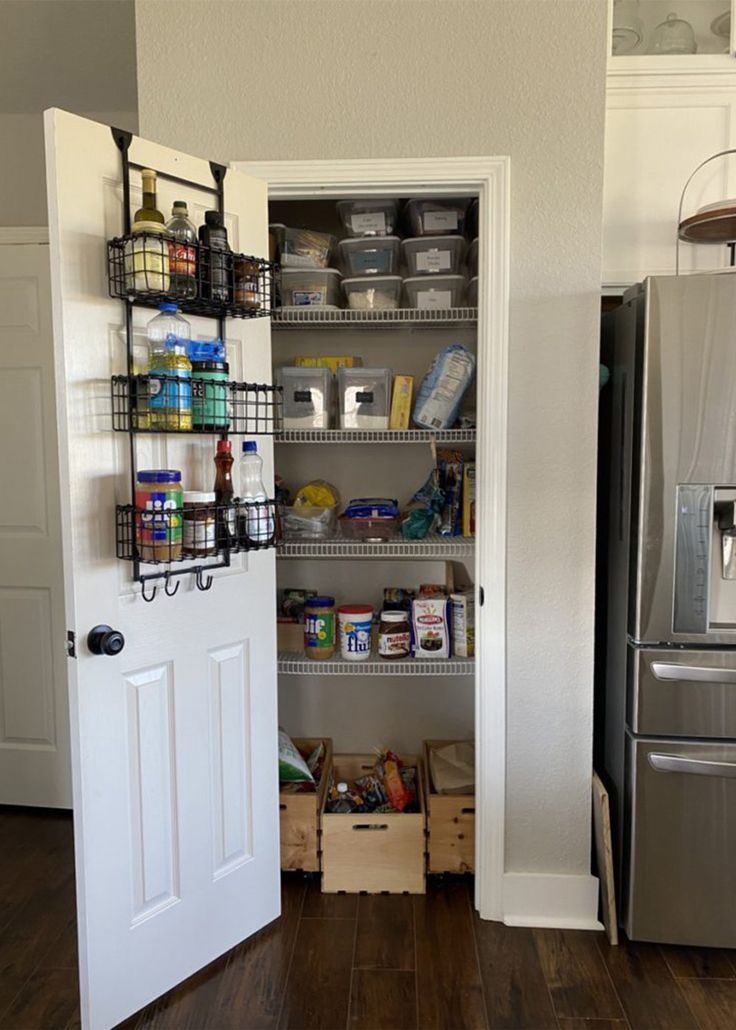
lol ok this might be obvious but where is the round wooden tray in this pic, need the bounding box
[679,205,736,243]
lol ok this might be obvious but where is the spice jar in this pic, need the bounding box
[378,610,411,660]
[304,597,336,659]
[182,491,217,558]
[234,256,260,311]
[124,222,170,294]
[135,470,183,562]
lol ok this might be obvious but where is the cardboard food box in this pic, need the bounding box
[462,462,476,537]
[294,355,362,375]
[451,589,475,658]
[389,374,414,430]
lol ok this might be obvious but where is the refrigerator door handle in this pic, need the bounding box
[651,662,736,684]
[648,752,736,778]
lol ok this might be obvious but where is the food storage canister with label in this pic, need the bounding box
[402,236,467,277]
[279,268,342,308]
[278,366,333,429]
[336,199,399,237]
[135,470,183,562]
[342,276,402,311]
[406,198,470,236]
[404,275,466,310]
[337,367,392,429]
[338,237,401,276]
[280,227,335,268]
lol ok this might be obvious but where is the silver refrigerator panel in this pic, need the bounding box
[630,647,736,738]
[626,734,736,947]
[633,273,736,646]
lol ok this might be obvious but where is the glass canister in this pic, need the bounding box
[304,596,336,659]
[135,470,183,561]
[191,360,229,431]
[182,491,217,558]
[650,12,697,54]
[124,222,170,294]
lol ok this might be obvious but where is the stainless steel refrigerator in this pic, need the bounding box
[602,272,736,948]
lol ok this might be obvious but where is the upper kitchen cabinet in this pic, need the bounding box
[603,0,736,289]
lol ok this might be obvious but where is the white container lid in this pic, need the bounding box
[380,610,408,622]
[183,491,216,503]
[339,236,401,250]
[404,275,467,286]
[280,267,342,279]
[402,235,466,250]
[342,275,402,288]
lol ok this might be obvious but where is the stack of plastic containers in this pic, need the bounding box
[272,225,342,309]
[402,198,470,310]
[337,200,402,311]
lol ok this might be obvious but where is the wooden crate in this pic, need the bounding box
[280,737,333,872]
[424,740,475,874]
[321,753,426,894]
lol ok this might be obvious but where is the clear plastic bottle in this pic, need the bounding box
[166,201,197,300]
[238,440,274,546]
[146,303,192,430]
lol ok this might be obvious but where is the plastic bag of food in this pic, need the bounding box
[278,729,315,783]
[281,227,335,269]
[294,480,340,509]
[401,467,443,540]
[413,344,476,430]
[378,750,412,812]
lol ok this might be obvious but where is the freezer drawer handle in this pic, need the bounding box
[651,662,736,684]
[648,752,736,778]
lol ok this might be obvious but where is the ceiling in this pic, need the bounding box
[0,0,138,114]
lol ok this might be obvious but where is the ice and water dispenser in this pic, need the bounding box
[675,485,736,634]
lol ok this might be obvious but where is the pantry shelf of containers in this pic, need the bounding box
[274,428,476,444]
[277,534,474,559]
[271,307,477,328]
[277,653,475,676]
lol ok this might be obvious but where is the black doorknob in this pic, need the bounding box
[87,625,125,656]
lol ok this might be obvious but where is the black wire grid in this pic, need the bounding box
[111,375,282,434]
[108,231,277,318]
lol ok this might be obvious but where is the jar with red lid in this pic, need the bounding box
[337,604,373,661]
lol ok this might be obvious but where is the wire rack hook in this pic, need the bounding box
[141,580,158,603]
[195,568,214,592]
[164,572,180,598]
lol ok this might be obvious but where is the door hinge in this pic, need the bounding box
[479,587,485,607]
[66,630,77,659]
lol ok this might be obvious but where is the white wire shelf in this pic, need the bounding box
[278,652,475,676]
[275,428,476,444]
[277,534,474,559]
[272,306,477,328]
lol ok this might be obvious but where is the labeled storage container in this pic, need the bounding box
[423,740,475,874]
[404,274,466,310]
[281,505,337,540]
[467,276,478,307]
[337,199,399,237]
[338,236,400,276]
[321,753,426,893]
[337,367,392,429]
[278,366,333,429]
[342,276,402,311]
[406,198,470,236]
[402,236,467,276]
[468,238,478,276]
[280,268,342,309]
[280,227,335,268]
[280,737,333,872]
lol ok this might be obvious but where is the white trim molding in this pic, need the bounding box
[0,227,49,245]
[503,873,603,930]
[238,156,510,922]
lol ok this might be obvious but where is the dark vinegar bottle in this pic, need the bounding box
[199,210,232,304]
[213,438,237,550]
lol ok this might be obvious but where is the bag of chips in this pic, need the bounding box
[278,729,315,784]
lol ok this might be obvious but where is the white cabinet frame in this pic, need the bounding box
[237,156,510,920]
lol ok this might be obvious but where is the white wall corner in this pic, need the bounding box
[503,872,602,930]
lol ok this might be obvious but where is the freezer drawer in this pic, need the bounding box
[626,735,736,947]
[630,648,736,738]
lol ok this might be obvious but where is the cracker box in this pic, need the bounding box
[389,375,414,430]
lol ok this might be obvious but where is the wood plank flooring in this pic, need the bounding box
[4,807,736,1030]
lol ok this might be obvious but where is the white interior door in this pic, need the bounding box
[44,109,279,1030]
[0,238,71,807]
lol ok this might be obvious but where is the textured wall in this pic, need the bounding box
[136,0,608,878]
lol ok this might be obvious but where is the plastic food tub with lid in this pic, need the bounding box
[342,276,402,311]
[404,275,466,310]
[402,236,467,277]
[337,199,399,237]
[281,505,338,540]
[337,367,392,429]
[280,227,335,269]
[280,268,342,309]
[277,366,333,428]
[405,198,470,236]
[338,236,401,276]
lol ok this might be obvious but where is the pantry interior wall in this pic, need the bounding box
[135,0,608,903]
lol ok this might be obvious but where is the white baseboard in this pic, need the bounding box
[503,872,603,930]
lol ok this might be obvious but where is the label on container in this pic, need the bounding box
[423,210,458,232]
[135,489,182,546]
[183,516,216,552]
[350,212,386,234]
[339,614,372,660]
[414,351,470,428]
[378,629,410,657]
[191,374,228,427]
[293,289,326,306]
[416,250,451,273]
[169,242,196,276]
[355,391,374,403]
[417,290,452,310]
[352,250,391,274]
[305,611,335,651]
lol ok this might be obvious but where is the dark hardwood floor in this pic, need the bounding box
[4,807,736,1030]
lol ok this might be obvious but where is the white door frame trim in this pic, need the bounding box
[235,156,510,920]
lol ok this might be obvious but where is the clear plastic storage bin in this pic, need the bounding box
[467,277,478,307]
[281,505,337,540]
[468,238,478,276]
[337,199,399,237]
[402,236,467,276]
[406,198,470,236]
[342,276,402,311]
[338,514,400,540]
[280,268,342,309]
[278,366,333,429]
[281,227,335,268]
[337,367,393,429]
[404,275,466,310]
[338,236,401,276]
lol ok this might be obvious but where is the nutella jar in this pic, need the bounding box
[378,610,410,660]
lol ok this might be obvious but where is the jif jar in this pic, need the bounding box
[304,597,336,659]
[135,469,183,562]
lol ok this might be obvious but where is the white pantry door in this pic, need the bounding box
[44,109,279,1030]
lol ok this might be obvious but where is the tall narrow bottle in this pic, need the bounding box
[166,201,197,299]
[238,440,274,546]
[213,439,237,550]
[199,210,232,304]
[134,169,164,225]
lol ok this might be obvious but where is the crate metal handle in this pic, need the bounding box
[461,807,475,815]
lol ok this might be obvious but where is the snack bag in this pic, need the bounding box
[380,750,411,812]
[278,730,315,784]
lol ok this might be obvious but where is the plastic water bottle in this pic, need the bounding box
[238,440,274,546]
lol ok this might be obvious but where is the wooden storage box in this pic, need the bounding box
[423,740,475,874]
[280,737,333,872]
[321,753,426,894]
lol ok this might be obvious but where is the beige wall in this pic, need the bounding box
[136,0,608,883]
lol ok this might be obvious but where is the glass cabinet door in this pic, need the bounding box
[611,0,734,58]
